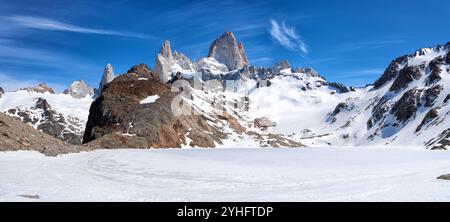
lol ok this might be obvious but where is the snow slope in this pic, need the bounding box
[0,90,93,124]
[1,147,450,202]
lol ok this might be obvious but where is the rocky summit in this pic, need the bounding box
[22,83,55,94]
[63,80,94,99]
[208,31,249,70]
[98,64,116,94]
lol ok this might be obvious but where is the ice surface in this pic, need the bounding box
[1,148,450,202]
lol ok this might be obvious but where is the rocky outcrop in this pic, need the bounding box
[391,88,422,123]
[389,66,423,92]
[0,112,83,156]
[254,117,277,129]
[426,128,450,150]
[426,56,444,85]
[127,63,159,80]
[421,84,443,108]
[416,108,439,133]
[272,60,291,73]
[63,80,94,99]
[327,82,351,93]
[373,56,408,89]
[98,64,116,94]
[155,40,173,83]
[22,83,55,94]
[83,70,228,148]
[6,98,84,145]
[0,86,4,97]
[208,32,249,70]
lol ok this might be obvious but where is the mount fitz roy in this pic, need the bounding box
[1,31,449,154]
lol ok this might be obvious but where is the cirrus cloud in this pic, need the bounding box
[269,19,308,55]
[6,15,151,39]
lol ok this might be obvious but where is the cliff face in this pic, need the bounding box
[208,31,249,71]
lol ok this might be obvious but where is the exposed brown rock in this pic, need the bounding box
[254,117,277,129]
[22,83,55,94]
[0,113,83,156]
[208,32,249,70]
[83,70,228,148]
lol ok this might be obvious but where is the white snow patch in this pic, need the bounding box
[139,95,160,104]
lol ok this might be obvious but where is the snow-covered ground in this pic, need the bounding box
[1,147,450,202]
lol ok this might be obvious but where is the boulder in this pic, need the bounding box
[437,174,450,180]
[254,117,277,129]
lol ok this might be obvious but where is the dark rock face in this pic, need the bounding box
[416,108,439,133]
[426,56,444,85]
[446,50,450,64]
[328,102,348,123]
[444,94,450,104]
[0,86,4,97]
[83,71,227,148]
[327,82,350,93]
[391,88,422,123]
[373,56,408,89]
[389,66,423,92]
[421,84,443,107]
[427,129,450,150]
[367,96,390,129]
[437,174,450,180]
[127,63,159,80]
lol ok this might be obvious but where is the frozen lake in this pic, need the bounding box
[1,147,450,201]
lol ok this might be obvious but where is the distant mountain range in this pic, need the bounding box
[1,31,449,154]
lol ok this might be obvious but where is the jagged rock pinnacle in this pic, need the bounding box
[208,31,249,70]
[98,64,116,93]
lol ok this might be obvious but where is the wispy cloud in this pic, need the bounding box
[269,19,308,55]
[338,39,405,51]
[338,68,385,79]
[250,57,273,63]
[6,15,151,39]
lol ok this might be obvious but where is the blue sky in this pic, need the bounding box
[0,0,449,91]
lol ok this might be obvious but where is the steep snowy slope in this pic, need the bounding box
[319,43,450,148]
